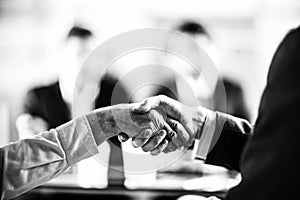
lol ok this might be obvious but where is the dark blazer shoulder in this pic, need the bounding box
[28,82,60,98]
[226,26,300,200]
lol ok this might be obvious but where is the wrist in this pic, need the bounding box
[194,107,215,140]
[193,109,217,161]
[112,103,152,138]
[181,105,214,143]
[85,106,121,145]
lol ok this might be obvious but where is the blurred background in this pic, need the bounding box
[1,0,300,143]
[0,0,300,199]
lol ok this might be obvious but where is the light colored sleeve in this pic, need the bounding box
[192,110,217,161]
[1,115,105,200]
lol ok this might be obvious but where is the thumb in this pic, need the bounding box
[132,97,160,113]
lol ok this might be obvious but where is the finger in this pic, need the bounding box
[142,130,167,152]
[162,118,188,153]
[150,139,169,156]
[163,121,177,143]
[147,108,176,143]
[131,129,152,148]
[163,148,169,154]
[166,118,190,149]
[118,132,129,142]
[164,118,189,153]
[163,144,183,153]
[164,142,177,153]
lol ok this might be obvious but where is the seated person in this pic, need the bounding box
[16,25,129,185]
[16,25,128,136]
[213,78,250,121]
[155,21,249,174]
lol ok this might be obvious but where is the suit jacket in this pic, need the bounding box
[23,74,129,186]
[206,27,300,199]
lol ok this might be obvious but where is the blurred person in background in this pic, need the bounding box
[15,25,129,186]
[155,21,216,108]
[157,20,249,120]
[213,79,250,121]
[156,21,249,174]
[15,25,95,137]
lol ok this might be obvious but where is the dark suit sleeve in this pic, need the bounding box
[226,27,300,200]
[205,112,252,171]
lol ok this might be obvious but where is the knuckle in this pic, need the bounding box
[154,136,161,144]
[143,99,150,104]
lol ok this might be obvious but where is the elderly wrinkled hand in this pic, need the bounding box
[87,103,176,149]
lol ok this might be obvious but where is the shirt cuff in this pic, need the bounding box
[85,110,109,145]
[193,110,217,161]
[55,116,101,166]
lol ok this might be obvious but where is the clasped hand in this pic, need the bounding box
[114,95,209,155]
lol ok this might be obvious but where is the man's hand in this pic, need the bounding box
[87,103,176,149]
[131,95,211,154]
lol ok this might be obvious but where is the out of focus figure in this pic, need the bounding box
[16,25,94,137]
[157,21,249,176]
[155,21,216,108]
[157,20,249,120]
[213,79,250,121]
[16,25,128,187]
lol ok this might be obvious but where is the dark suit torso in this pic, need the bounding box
[207,27,300,199]
[226,27,300,200]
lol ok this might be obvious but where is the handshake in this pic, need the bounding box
[88,95,212,155]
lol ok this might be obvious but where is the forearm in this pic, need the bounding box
[193,111,253,171]
[1,113,106,200]
[0,103,152,199]
[85,106,121,145]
